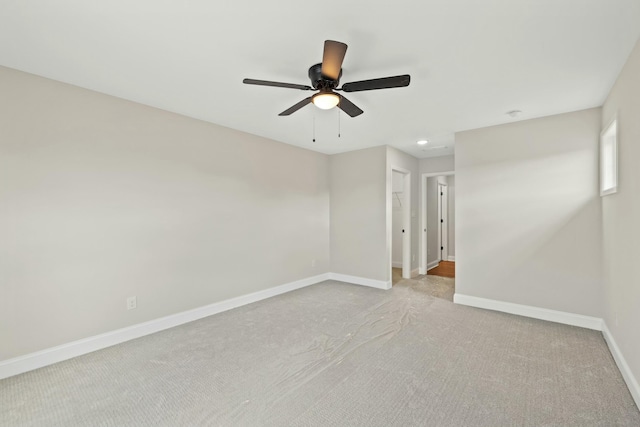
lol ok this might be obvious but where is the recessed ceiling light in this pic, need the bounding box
[506,110,522,118]
[417,140,428,145]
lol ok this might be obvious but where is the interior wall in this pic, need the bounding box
[420,155,454,176]
[391,171,404,267]
[601,38,640,395]
[0,66,331,360]
[387,147,420,274]
[447,175,456,259]
[455,108,603,317]
[330,146,388,281]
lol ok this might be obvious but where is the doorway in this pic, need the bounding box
[390,167,411,283]
[420,172,455,278]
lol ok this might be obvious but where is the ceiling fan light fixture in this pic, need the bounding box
[312,92,340,110]
[244,40,409,117]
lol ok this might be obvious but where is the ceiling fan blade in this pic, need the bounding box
[321,40,348,81]
[341,75,411,92]
[243,78,312,91]
[338,95,363,117]
[278,97,313,116]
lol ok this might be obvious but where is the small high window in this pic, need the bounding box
[600,118,618,196]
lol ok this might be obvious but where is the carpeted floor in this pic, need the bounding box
[1,279,639,426]
[392,267,455,301]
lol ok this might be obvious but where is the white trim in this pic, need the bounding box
[447,256,456,262]
[427,260,440,271]
[600,115,618,197]
[602,322,640,410]
[437,182,442,261]
[438,183,448,262]
[329,273,392,290]
[402,172,411,280]
[392,261,403,268]
[453,294,603,331]
[0,273,331,380]
[420,173,426,275]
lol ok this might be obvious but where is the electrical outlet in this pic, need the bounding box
[127,296,137,310]
[311,259,317,268]
[412,254,415,262]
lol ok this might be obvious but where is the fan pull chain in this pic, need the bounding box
[338,108,341,138]
[312,110,316,142]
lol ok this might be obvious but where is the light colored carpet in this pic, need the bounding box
[1,279,639,426]
[392,267,455,301]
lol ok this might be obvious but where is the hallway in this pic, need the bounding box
[428,261,455,278]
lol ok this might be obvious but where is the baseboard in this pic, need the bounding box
[329,273,392,290]
[447,256,456,262]
[390,265,419,278]
[602,322,640,410]
[0,273,331,380]
[427,260,440,271]
[453,294,603,331]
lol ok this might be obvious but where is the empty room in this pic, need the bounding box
[1,1,639,426]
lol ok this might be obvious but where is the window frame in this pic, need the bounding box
[600,116,618,197]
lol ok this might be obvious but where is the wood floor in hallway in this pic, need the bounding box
[428,261,455,278]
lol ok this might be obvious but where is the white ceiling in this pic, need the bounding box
[1,1,639,158]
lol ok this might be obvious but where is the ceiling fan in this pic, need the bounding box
[243,40,411,118]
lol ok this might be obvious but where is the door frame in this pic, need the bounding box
[438,183,448,262]
[419,171,455,275]
[388,166,411,280]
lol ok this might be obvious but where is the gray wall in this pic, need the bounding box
[601,38,640,393]
[0,66,330,360]
[420,155,454,176]
[330,146,387,281]
[455,108,603,317]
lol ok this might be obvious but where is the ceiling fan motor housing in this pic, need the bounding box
[309,63,341,90]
